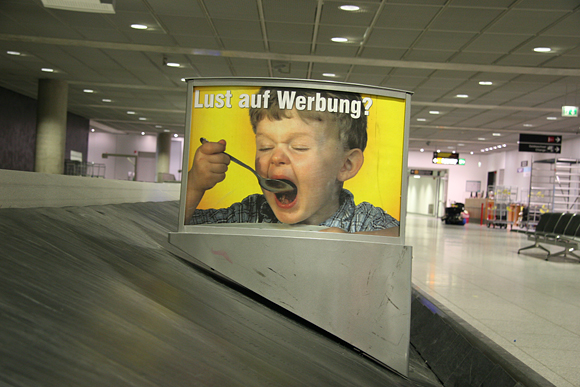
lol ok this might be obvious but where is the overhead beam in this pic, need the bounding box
[2,33,580,77]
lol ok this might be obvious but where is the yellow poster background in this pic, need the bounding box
[188,85,405,221]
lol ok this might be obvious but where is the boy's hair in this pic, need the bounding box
[249,87,368,151]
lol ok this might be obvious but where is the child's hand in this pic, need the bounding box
[188,139,230,193]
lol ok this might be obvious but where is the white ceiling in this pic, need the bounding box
[1,0,579,154]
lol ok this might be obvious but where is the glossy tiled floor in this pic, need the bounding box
[406,214,580,387]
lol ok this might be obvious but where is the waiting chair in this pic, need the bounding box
[517,213,562,257]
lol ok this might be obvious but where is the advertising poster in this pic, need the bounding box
[181,79,409,238]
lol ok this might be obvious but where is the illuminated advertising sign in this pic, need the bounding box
[178,78,410,238]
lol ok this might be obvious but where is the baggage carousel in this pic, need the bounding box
[0,201,440,386]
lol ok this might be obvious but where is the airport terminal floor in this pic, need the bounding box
[407,214,580,387]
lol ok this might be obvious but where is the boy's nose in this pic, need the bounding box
[270,147,290,165]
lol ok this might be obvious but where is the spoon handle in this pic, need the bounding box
[199,138,259,178]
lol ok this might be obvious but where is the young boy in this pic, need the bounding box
[185,87,399,236]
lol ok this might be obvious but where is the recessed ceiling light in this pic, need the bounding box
[127,111,136,114]
[478,137,486,141]
[417,118,426,122]
[503,144,507,147]
[523,124,533,127]
[173,134,179,138]
[436,149,441,152]
[458,143,464,146]
[533,47,551,53]
[181,78,187,82]
[41,68,54,72]
[485,148,489,151]
[331,37,349,43]
[448,146,455,149]
[141,132,145,135]
[156,125,163,128]
[547,116,557,120]
[102,98,112,102]
[139,117,147,121]
[83,89,94,93]
[479,81,493,86]
[429,110,440,115]
[420,148,424,152]
[166,62,180,67]
[340,5,360,11]
[322,73,336,77]
[163,129,170,132]
[456,94,469,98]
[492,133,501,136]
[481,149,485,152]
[470,151,474,155]
[131,24,148,30]
[7,51,21,56]
[493,146,498,149]
[91,128,95,132]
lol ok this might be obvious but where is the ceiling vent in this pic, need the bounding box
[41,0,115,14]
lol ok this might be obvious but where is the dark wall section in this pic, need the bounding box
[0,86,37,171]
[0,86,89,171]
[66,112,89,162]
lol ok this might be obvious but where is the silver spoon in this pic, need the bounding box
[200,138,295,193]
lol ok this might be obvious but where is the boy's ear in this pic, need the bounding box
[337,148,364,182]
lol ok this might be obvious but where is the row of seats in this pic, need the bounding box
[517,212,580,261]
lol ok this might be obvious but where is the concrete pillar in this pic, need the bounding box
[34,79,68,174]
[156,132,172,182]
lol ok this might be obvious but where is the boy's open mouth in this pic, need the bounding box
[274,179,297,206]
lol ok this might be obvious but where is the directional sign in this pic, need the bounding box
[562,106,579,117]
[518,133,562,154]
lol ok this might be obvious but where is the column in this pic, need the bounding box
[156,132,172,182]
[34,79,68,174]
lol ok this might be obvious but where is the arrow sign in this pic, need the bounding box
[519,133,562,154]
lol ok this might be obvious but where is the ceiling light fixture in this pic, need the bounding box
[322,73,336,77]
[83,89,94,93]
[91,128,95,132]
[141,132,145,135]
[533,47,551,53]
[523,124,533,127]
[492,133,501,136]
[7,51,21,56]
[470,151,474,155]
[340,5,360,11]
[173,134,179,138]
[139,117,147,121]
[417,118,426,122]
[503,144,507,147]
[163,129,170,132]
[478,138,486,141]
[456,94,469,98]
[166,62,181,67]
[102,98,111,102]
[331,37,348,43]
[479,81,493,86]
[420,148,424,152]
[429,111,440,115]
[436,149,441,152]
[127,111,136,115]
[131,24,148,30]
[41,68,54,72]
[547,116,557,120]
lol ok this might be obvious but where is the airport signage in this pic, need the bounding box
[518,133,562,154]
[562,106,578,117]
[432,152,461,165]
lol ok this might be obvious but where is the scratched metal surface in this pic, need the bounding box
[0,201,438,386]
